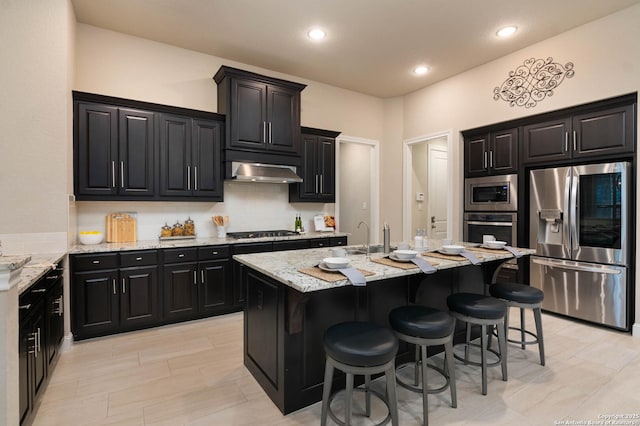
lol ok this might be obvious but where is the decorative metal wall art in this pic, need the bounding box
[493,57,575,108]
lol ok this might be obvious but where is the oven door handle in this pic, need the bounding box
[465,221,513,226]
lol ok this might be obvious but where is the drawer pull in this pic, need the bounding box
[19,304,32,310]
[32,289,47,293]
[92,260,100,264]
[46,275,60,280]
[212,251,218,255]
[178,254,185,258]
[136,257,143,261]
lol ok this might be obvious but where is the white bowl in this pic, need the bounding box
[440,244,465,255]
[78,232,103,245]
[484,240,507,249]
[322,257,350,269]
[393,249,418,260]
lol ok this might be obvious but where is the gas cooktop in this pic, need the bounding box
[226,230,299,239]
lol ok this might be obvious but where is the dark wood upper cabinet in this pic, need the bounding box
[522,118,572,164]
[464,128,517,177]
[75,103,154,197]
[289,127,340,202]
[523,103,635,164]
[214,66,306,156]
[74,92,224,201]
[572,104,635,159]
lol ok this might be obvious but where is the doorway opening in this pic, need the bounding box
[336,136,380,246]
[403,131,452,243]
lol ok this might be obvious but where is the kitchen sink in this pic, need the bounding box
[346,244,393,255]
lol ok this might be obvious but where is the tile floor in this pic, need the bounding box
[33,310,640,425]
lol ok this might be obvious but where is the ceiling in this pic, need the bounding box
[71,0,640,98]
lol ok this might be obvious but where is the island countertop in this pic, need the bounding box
[233,244,535,293]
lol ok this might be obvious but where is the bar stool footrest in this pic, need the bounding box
[452,342,502,367]
[327,387,392,426]
[395,361,451,395]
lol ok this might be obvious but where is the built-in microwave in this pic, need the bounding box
[464,174,517,211]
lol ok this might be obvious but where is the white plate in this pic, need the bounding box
[389,254,413,263]
[439,249,464,255]
[323,257,350,269]
[392,249,418,260]
[483,240,507,249]
[318,262,349,272]
[480,244,507,250]
[439,245,465,255]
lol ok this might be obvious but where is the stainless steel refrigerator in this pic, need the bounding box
[529,162,630,330]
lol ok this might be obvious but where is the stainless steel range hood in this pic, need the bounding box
[230,161,303,184]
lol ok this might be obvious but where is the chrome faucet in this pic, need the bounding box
[357,221,370,258]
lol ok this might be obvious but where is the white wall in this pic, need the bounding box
[72,24,385,238]
[0,0,74,253]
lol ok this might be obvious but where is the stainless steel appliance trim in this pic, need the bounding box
[464,174,517,211]
[531,257,622,275]
[465,221,513,227]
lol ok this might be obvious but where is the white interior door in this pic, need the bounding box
[427,145,448,239]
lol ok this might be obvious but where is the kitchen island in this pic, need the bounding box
[233,244,535,414]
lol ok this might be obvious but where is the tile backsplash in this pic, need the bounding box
[75,181,335,242]
[0,232,68,255]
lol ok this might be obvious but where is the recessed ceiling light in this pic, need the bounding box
[496,26,517,38]
[308,28,326,40]
[413,65,429,75]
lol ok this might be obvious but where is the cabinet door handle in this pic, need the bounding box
[187,166,191,190]
[111,161,116,188]
[201,270,205,284]
[122,278,126,294]
[112,279,117,295]
[193,270,197,285]
[27,332,37,355]
[19,304,32,310]
[36,327,41,356]
[483,152,488,168]
[120,161,125,188]
[320,175,323,193]
[565,132,569,152]
[269,122,272,144]
[315,175,319,193]
[194,166,198,191]
[573,130,577,151]
[489,151,494,168]
[54,297,64,316]
[263,121,267,143]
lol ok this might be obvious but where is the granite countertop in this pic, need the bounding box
[0,255,32,271]
[17,253,66,294]
[69,231,349,254]
[233,244,536,293]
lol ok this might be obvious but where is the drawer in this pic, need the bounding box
[72,253,119,271]
[308,238,331,248]
[163,247,198,263]
[198,245,230,261]
[272,240,309,251]
[330,236,348,246]
[232,242,273,254]
[120,250,158,267]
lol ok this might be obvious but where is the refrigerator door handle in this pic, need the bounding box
[569,167,579,252]
[563,168,573,257]
[531,257,622,275]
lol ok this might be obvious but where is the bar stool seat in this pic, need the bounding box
[490,282,545,366]
[321,321,399,426]
[446,292,508,395]
[389,305,457,426]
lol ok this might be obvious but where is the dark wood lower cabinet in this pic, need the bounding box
[121,266,160,327]
[20,266,65,425]
[199,260,230,313]
[162,262,198,321]
[72,269,120,338]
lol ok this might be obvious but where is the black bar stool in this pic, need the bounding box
[388,305,457,426]
[321,321,399,426]
[489,282,545,366]
[446,292,508,395]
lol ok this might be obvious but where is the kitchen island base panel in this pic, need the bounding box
[243,261,508,414]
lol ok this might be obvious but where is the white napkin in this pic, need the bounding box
[338,267,367,286]
[504,246,523,258]
[411,257,436,274]
[460,250,481,265]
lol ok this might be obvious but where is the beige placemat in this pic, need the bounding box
[466,246,509,255]
[422,251,485,262]
[298,266,376,282]
[371,256,439,270]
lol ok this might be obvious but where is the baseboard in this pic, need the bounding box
[61,333,74,352]
[632,323,640,338]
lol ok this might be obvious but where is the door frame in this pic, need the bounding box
[403,130,453,242]
[336,135,380,244]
